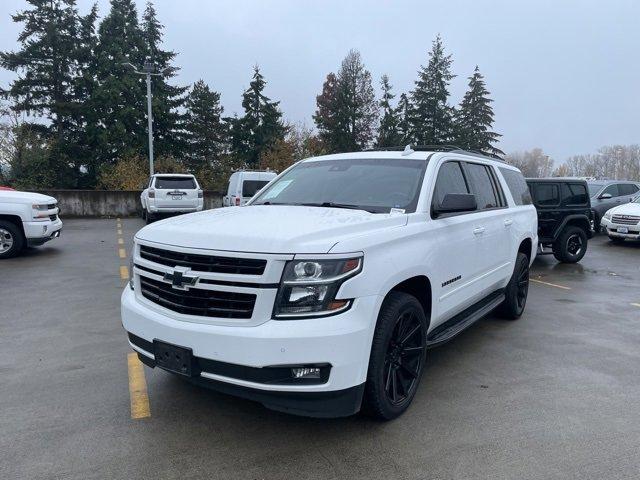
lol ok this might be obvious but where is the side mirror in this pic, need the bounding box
[434,193,477,215]
[599,193,612,200]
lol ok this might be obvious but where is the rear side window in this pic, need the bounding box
[155,177,196,189]
[531,183,560,206]
[432,161,469,207]
[464,162,499,209]
[619,184,639,196]
[242,180,270,197]
[562,183,588,206]
[499,168,532,205]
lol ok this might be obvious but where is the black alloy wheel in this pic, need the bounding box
[383,310,425,406]
[362,291,428,420]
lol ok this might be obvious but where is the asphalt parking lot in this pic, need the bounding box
[2,218,640,480]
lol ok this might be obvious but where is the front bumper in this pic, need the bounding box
[601,218,640,239]
[23,218,63,246]
[121,287,378,417]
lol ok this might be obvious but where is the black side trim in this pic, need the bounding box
[427,289,505,348]
[135,263,279,289]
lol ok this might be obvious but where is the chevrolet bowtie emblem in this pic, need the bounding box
[163,266,199,290]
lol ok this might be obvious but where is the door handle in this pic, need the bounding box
[473,227,486,235]
[504,219,513,227]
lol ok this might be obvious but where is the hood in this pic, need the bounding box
[607,202,640,217]
[136,205,408,254]
[0,190,56,205]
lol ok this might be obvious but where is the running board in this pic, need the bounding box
[426,290,505,348]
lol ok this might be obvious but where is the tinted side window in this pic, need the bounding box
[464,162,499,209]
[500,168,532,205]
[619,184,639,196]
[562,183,588,206]
[242,180,270,197]
[601,184,619,197]
[432,161,469,207]
[532,184,560,206]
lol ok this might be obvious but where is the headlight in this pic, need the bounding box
[273,256,362,319]
[604,212,612,220]
[32,204,50,219]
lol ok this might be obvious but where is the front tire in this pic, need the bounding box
[553,226,588,263]
[497,252,529,320]
[0,221,25,259]
[362,291,428,420]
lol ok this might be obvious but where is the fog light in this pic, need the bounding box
[291,367,321,379]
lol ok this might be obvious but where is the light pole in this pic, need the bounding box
[122,61,168,176]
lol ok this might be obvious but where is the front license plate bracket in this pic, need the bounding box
[153,340,193,377]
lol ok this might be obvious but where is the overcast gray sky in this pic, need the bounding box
[1,0,639,161]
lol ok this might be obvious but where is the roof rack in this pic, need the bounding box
[366,144,505,162]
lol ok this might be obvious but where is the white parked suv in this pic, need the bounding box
[141,174,203,223]
[601,194,640,242]
[0,190,62,259]
[122,148,537,419]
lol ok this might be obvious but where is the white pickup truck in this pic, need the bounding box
[123,147,537,419]
[0,190,62,259]
[140,174,204,223]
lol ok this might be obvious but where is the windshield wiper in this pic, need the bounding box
[300,202,375,213]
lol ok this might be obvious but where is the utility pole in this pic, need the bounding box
[122,61,168,176]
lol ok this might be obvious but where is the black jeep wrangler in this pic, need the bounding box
[526,178,594,263]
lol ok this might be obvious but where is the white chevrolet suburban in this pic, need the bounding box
[122,147,538,419]
[140,173,204,223]
[0,190,62,259]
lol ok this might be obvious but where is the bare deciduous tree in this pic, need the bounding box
[504,148,554,178]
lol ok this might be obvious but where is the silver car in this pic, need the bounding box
[588,180,640,229]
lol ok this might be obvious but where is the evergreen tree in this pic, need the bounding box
[397,93,411,145]
[313,50,377,152]
[141,2,187,158]
[409,35,455,145]
[0,0,81,186]
[376,75,402,147]
[92,0,148,167]
[183,80,229,170]
[454,66,503,155]
[230,66,286,166]
[70,3,100,186]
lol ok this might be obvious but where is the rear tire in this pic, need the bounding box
[145,212,154,225]
[141,208,147,220]
[497,252,529,320]
[362,291,428,420]
[608,236,625,244]
[0,220,25,259]
[553,226,588,263]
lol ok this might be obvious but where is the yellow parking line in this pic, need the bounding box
[118,238,124,245]
[530,278,571,290]
[127,353,151,419]
[118,248,126,259]
[117,229,123,235]
[631,303,640,308]
[119,265,129,280]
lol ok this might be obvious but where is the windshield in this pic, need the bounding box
[251,158,427,213]
[587,183,604,197]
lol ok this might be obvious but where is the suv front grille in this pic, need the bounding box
[140,276,256,319]
[139,245,266,275]
[611,215,640,226]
